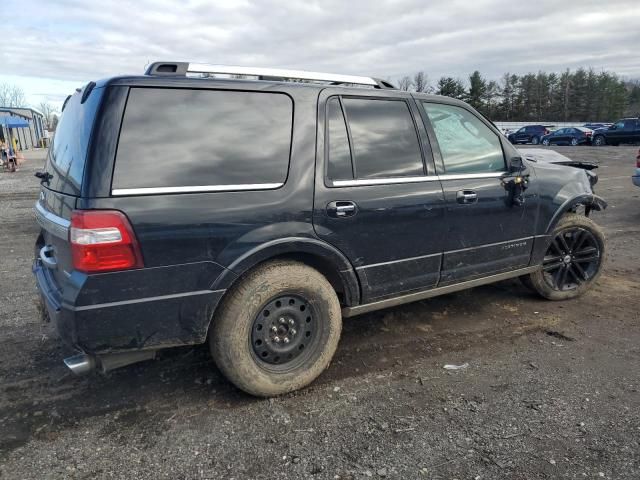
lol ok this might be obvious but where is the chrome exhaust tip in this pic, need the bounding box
[63,353,96,375]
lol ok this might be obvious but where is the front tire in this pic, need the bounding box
[525,214,605,300]
[542,138,550,146]
[209,260,342,397]
[593,135,605,146]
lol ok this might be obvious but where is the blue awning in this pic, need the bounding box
[0,116,29,128]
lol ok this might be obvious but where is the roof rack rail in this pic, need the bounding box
[144,62,396,89]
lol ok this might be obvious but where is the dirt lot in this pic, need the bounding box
[0,146,639,479]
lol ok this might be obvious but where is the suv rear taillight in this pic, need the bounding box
[544,129,550,135]
[70,210,143,273]
[637,149,640,167]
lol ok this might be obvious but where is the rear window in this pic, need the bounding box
[43,87,103,196]
[113,88,293,193]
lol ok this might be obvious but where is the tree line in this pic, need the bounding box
[397,68,640,122]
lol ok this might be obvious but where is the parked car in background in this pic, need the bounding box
[541,127,593,146]
[593,118,640,146]
[633,148,640,188]
[507,125,552,145]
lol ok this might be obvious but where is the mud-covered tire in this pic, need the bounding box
[525,213,605,300]
[209,260,342,397]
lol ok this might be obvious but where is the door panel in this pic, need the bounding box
[315,183,446,300]
[439,176,536,284]
[313,90,446,303]
[418,101,537,284]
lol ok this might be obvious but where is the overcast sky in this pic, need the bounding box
[2,0,639,110]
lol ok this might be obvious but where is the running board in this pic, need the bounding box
[342,266,540,318]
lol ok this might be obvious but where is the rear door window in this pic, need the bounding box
[326,98,354,181]
[340,98,424,179]
[43,87,103,196]
[113,88,293,193]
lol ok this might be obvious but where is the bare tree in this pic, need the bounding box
[38,101,57,128]
[397,76,413,91]
[413,71,432,93]
[0,83,27,107]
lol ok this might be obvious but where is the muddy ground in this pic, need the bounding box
[0,146,639,480]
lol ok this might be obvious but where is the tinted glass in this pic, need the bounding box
[342,98,423,179]
[623,120,636,130]
[422,102,505,174]
[614,121,624,129]
[326,98,353,180]
[113,88,293,189]
[43,87,103,196]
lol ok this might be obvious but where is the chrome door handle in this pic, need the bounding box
[327,201,357,218]
[456,190,478,204]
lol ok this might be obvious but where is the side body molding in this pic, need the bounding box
[211,237,361,307]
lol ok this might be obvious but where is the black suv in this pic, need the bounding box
[507,125,551,145]
[592,118,640,146]
[33,62,607,396]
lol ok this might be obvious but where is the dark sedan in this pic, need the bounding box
[541,127,593,146]
[507,125,551,145]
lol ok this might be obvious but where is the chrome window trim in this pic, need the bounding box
[34,201,70,240]
[330,172,505,187]
[331,176,439,187]
[438,172,505,181]
[111,183,284,196]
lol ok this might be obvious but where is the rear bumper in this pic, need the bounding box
[33,259,227,354]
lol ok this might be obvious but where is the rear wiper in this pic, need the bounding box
[35,171,53,184]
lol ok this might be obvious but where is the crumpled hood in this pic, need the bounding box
[519,148,598,170]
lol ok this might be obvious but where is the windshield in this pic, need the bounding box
[43,86,102,196]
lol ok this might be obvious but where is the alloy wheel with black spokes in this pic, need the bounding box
[542,227,601,291]
[525,213,605,300]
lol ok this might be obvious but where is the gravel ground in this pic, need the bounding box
[0,146,639,480]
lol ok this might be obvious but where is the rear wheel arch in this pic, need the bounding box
[212,238,361,308]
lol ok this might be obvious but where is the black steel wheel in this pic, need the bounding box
[542,227,601,291]
[251,294,319,370]
[525,213,605,300]
[209,260,342,397]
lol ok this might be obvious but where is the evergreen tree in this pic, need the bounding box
[436,77,466,100]
[467,71,487,111]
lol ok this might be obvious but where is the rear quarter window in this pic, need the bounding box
[43,87,103,196]
[112,88,293,193]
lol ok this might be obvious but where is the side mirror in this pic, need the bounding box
[509,156,524,173]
